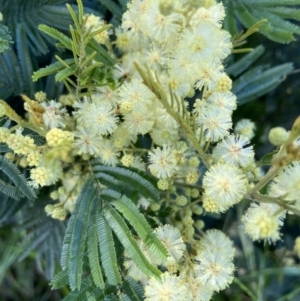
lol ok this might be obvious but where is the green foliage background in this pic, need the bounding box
[0,0,300,300]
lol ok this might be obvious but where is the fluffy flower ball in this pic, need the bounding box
[202,163,247,213]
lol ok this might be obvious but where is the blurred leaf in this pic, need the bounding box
[0,24,13,53]
[227,45,265,77]
[229,0,300,43]
[258,150,278,166]
[233,63,294,105]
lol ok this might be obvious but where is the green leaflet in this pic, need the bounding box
[88,39,115,66]
[32,59,75,82]
[16,24,35,98]
[18,205,66,279]
[55,63,77,82]
[101,189,122,202]
[226,45,265,77]
[103,204,161,278]
[223,2,238,36]
[38,24,73,50]
[62,277,94,301]
[230,0,300,43]
[121,277,144,301]
[60,179,98,290]
[0,143,10,153]
[111,195,168,262]
[68,181,97,291]
[0,180,23,201]
[97,213,122,286]
[87,285,117,301]
[232,63,294,105]
[0,155,36,200]
[92,162,160,202]
[0,48,31,99]
[87,196,105,289]
[0,24,13,53]
[0,0,73,56]
[50,269,69,289]
[33,0,115,96]
[61,180,91,269]
[0,196,27,223]
[119,294,131,301]
[258,150,279,166]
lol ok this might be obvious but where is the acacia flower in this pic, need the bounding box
[97,139,120,166]
[194,248,234,292]
[118,79,154,112]
[74,126,102,156]
[202,163,247,213]
[199,229,235,260]
[269,162,300,202]
[76,101,118,136]
[197,107,232,142]
[206,91,237,112]
[41,100,68,129]
[212,135,254,167]
[123,110,155,135]
[234,119,256,140]
[242,203,285,243]
[186,275,214,301]
[154,224,185,262]
[148,145,178,179]
[144,272,190,301]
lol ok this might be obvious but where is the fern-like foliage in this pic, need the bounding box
[18,201,66,279]
[0,155,36,200]
[1,0,73,56]
[92,161,160,202]
[0,24,13,53]
[103,203,162,277]
[58,168,166,298]
[224,0,300,43]
[0,194,27,224]
[121,277,144,301]
[32,1,115,98]
[111,195,167,260]
[0,0,97,99]
[50,268,69,289]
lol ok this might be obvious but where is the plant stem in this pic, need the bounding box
[245,192,300,216]
[233,277,257,301]
[247,165,281,195]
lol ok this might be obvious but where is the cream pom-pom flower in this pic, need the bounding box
[202,163,247,213]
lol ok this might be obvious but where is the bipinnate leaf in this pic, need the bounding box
[92,162,160,202]
[97,213,122,286]
[60,179,97,291]
[103,204,161,278]
[87,196,105,289]
[111,195,168,261]
[38,24,72,50]
[0,24,13,53]
[32,59,75,82]
[121,277,144,301]
[0,155,36,200]
[50,269,69,289]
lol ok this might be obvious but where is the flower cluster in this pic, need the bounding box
[0,0,299,299]
[142,228,235,301]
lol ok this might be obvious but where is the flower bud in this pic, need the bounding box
[268,127,288,146]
